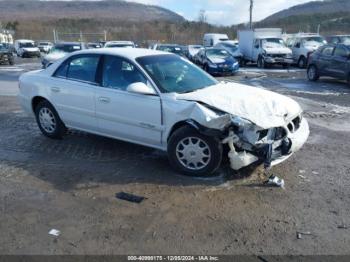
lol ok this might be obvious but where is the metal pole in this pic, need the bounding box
[250,0,254,29]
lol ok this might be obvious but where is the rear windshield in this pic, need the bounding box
[50,45,81,53]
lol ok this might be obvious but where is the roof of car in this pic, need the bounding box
[55,42,82,46]
[74,48,170,60]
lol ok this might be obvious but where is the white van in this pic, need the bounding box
[14,39,41,58]
[203,34,229,48]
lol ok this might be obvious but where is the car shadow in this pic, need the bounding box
[0,126,264,193]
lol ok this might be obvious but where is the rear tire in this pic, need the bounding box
[34,100,66,139]
[168,126,223,177]
[307,65,319,81]
[298,56,307,68]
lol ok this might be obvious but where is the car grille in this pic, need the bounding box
[287,116,302,133]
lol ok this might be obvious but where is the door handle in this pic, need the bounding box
[51,87,60,93]
[98,97,111,104]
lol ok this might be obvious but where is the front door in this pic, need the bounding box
[95,55,162,147]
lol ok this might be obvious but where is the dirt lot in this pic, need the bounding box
[0,59,350,256]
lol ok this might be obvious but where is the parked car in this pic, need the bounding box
[325,35,350,45]
[307,44,350,84]
[155,44,187,57]
[104,41,135,48]
[18,48,309,176]
[41,42,87,68]
[195,48,239,76]
[38,41,53,53]
[214,42,243,65]
[187,45,203,61]
[286,34,327,68]
[87,43,102,49]
[14,39,41,58]
[0,43,14,65]
[239,28,293,68]
[203,34,229,48]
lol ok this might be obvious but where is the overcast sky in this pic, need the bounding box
[125,0,320,25]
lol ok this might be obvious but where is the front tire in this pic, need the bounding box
[168,126,223,177]
[257,56,265,68]
[35,100,66,139]
[307,65,319,81]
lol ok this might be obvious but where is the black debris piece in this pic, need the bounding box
[116,192,147,204]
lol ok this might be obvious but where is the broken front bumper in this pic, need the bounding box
[264,56,294,65]
[223,117,310,170]
[270,117,309,166]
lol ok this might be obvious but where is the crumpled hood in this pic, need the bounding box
[304,41,323,51]
[264,46,292,55]
[176,82,302,129]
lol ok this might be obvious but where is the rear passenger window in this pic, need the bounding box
[322,46,334,56]
[66,55,100,83]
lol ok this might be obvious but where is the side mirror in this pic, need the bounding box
[127,82,156,95]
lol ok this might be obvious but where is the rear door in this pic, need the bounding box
[95,55,162,147]
[317,46,335,76]
[330,45,349,79]
[50,54,100,131]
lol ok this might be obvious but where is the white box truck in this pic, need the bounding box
[238,28,293,68]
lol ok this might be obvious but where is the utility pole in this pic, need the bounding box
[250,0,254,29]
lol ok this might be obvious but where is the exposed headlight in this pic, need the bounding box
[233,62,239,67]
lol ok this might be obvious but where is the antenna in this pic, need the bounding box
[250,0,254,29]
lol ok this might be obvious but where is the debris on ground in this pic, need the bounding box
[337,224,348,229]
[116,192,146,204]
[312,171,320,175]
[298,175,307,179]
[48,229,61,237]
[296,231,312,239]
[299,170,306,174]
[264,175,285,188]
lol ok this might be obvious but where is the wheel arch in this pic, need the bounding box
[167,120,200,142]
[31,96,49,113]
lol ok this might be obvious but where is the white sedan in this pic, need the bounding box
[18,48,309,176]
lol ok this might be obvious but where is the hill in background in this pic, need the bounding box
[257,0,350,34]
[0,0,184,23]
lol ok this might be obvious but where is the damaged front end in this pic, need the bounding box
[192,111,309,171]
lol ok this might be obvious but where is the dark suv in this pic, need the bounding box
[0,43,14,65]
[307,44,350,84]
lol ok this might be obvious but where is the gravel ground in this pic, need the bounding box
[0,58,349,256]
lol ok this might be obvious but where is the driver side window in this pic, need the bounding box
[102,55,147,91]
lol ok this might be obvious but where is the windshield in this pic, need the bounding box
[340,36,350,45]
[20,42,35,48]
[0,44,6,51]
[50,44,81,53]
[136,54,218,94]
[262,38,286,48]
[39,43,49,46]
[222,44,238,53]
[158,45,182,54]
[106,44,134,48]
[206,49,230,59]
[302,37,326,44]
